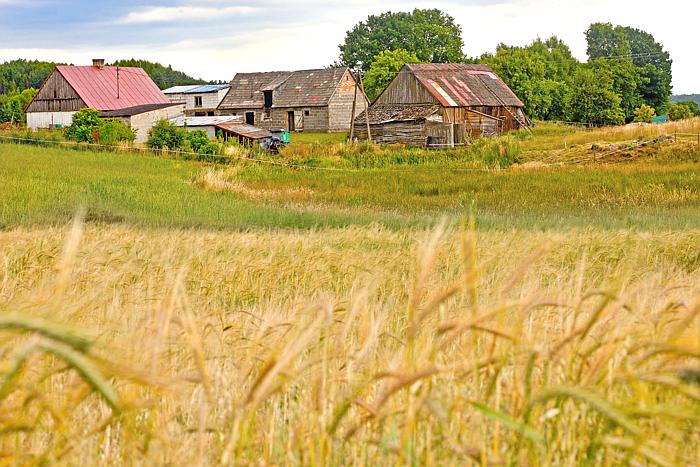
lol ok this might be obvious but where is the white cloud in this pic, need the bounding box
[118,5,256,24]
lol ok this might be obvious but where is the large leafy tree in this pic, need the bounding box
[338,9,465,71]
[480,36,577,120]
[0,88,37,123]
[363,49,422,102]
[586,23,672,117]
[566,66,625,126]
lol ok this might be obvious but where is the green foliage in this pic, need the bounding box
[633,104,656,123]
[672,94,700,109]
[98,119,136,145]
[668,103,694,121]
[338,9,465,71]
[147,119,186,150]
[481,36,577,120]
[65,108,102,143]
[585,23,672,119]
[672,100,700,117]
[0,88,37,123]
[363,49,422,102]
[0,59,60,94]
[186,130,216,155]
[109,59,208,90]
[566,67,625,126]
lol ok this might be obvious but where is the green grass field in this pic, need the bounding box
[1,121,700,465]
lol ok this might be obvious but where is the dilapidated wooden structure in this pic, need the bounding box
[352,64,528,147]
[217,68,367,132]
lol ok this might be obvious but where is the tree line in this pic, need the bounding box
[339,10,698,125]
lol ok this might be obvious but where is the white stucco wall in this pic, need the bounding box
[27,111,77,130]
[129,105,185,143]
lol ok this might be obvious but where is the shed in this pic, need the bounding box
[216,123,272,146]
[170,115,242,139]
[217,68,367,132]
[352,64,528,147]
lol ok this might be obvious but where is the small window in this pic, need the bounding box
[304,110,310,116]
[207,111,214,116]
[53,90,57,99]
[263,90,273,108]
[194,96,203,107]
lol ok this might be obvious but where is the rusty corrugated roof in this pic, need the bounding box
[405,64,524,108]
[218,68,350,110]
[56,65,169,111]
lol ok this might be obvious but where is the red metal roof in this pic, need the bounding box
[406,64,524,108]
[55,66,169,111]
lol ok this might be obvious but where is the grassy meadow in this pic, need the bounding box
[1,120,700,465]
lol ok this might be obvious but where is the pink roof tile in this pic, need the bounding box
[56,66,169,111]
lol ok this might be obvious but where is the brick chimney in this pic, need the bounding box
[92,58,105,68]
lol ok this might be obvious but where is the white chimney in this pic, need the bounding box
[92,58,105,68]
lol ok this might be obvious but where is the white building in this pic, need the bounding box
[163,84,230,117]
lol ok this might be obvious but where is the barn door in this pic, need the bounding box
[288,111,295,131]
[296,112,304,131]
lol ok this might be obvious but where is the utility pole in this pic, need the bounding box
[358,72,371,142]
[348,71,358,142]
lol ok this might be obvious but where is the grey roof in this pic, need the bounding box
[101,103,181,117]
[163,84,229,94]
[354,104,441,125]
[216,123,272,140]
[170,115,242,127]
[218,68,350,110]
[163,85,200,94]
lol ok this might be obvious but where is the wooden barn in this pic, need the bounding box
[217,68,367,132]
[352,64,528,147]
[25,59,182,142]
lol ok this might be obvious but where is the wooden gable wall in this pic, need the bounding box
[26,70,86,113]
[374,68,439,105]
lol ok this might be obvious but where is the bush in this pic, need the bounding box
[65,108,101,142]
[147,119,186,150]
[187,130,216,155]
[98,119,136,145]
[669,103,694,121]
[633,104,656,123]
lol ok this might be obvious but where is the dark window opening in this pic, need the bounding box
[53,90,57,99]
[263,90,273,108]
[288,111,295,131]
[245,112,255,125]
[304,110,310,116]
[207,111,215,116]
[194,96,203,107]
[194,112,206,117]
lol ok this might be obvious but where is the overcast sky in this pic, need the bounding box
[0,0,696,94]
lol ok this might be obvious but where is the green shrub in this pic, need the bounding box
[669,103,694,121]
[633,104,656,123]
[98,119,136,145]
[65,108,101,142]
[187,130,216,155]
[147,119,186,150]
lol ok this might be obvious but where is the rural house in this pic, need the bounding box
[352,64,528,147]
[163,84,230,117]
[217,68,367,132]
[26,60,183,142]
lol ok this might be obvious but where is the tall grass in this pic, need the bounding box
[1,222,699,464]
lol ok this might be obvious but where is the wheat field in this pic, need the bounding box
[1,219,699,465]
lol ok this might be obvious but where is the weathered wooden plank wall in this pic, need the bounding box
[26,71,85,113]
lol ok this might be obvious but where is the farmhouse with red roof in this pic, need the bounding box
[26,59,183,142]
[352,64,529,147]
